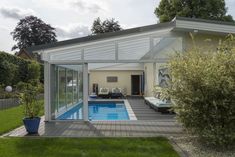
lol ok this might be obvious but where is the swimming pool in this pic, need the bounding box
[57,101,130,120]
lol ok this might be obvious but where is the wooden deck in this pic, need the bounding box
[4,97,183,137]
[127,96,175,120]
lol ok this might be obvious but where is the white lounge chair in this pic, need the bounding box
[98,88,110,98]
[111,87,123,98]
[145,97,172,113]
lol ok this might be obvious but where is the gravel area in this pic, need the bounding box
[170,136,235,157]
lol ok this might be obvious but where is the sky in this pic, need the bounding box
[0,0,235,54]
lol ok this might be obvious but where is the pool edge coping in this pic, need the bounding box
[124,99,137,120]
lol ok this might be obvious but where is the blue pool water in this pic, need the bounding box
[57,102,129,120]
[89,102,129,120]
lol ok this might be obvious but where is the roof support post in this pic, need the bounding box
[44,62,51,121]
[83,63,89,121]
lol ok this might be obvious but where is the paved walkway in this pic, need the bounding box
[4,97,183,137]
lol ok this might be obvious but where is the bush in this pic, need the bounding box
[0,51,42,86]
[0,85,18,99]
[40,64,44,83]
[0,60,18,86]
[27,61,41,81]
[18,82,42,118]
[166,35,235,147]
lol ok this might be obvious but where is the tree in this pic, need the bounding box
[11,16,57,51]
[91,17,104,34]
[91,17,122,35]
[155,0,234,23]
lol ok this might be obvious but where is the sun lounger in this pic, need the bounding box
[144,97,156,105]
[98,88,110,98]
[111,87,123,98]
[144,96,156,102]
[144,97,172,113]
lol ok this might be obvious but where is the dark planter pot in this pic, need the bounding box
[23,117,41,134]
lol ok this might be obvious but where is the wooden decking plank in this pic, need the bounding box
[5,97,183,137]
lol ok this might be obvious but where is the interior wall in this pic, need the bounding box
[89,70,143,95]
[144,63,155,97]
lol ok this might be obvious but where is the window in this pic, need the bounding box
[107,76,118,82]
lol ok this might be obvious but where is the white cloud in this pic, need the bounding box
[0,25,9,31]
[226,0,235,16]
[56,23,91,40]
[0,6,35,20]
[71,0,104,13]
[30,0,108,13]
[70,0,108,14]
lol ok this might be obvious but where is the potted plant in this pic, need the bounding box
[18,82,42,134]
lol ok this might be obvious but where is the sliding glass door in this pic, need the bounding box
[51,64,83,120]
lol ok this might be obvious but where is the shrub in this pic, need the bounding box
[0,60,18,86]
[40,64,44,83]
[0,51,42,86]
[27,61,41,81]
[18,82,42,118]
[0,85,18,99]
[166,35,235,147]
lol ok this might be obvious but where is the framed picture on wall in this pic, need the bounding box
[107,76,118,82]
[158,68,170,87]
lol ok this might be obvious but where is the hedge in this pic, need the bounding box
[0,51,43,86]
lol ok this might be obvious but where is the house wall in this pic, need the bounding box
[144,63,155,97]
[89,70,143,96]
[144,33,226,97]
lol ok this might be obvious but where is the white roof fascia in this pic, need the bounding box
[175,19,235,34]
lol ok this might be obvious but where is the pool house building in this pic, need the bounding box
[28,17,235,122]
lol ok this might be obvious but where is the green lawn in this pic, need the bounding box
[0,105,24,135]
[0,137,179,157]
[0,100,44,135]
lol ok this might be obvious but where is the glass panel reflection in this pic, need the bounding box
[51,64,83,120]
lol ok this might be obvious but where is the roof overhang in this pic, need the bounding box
[27,17,235,64]
[174,16,235,35]
[36,27,181,64]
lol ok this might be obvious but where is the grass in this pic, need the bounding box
[0,105,24,135]
[0,137,179,157]
[0,100,44,135]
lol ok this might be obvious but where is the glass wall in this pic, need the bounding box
[51,64,83,120]
[58,67,66,111]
